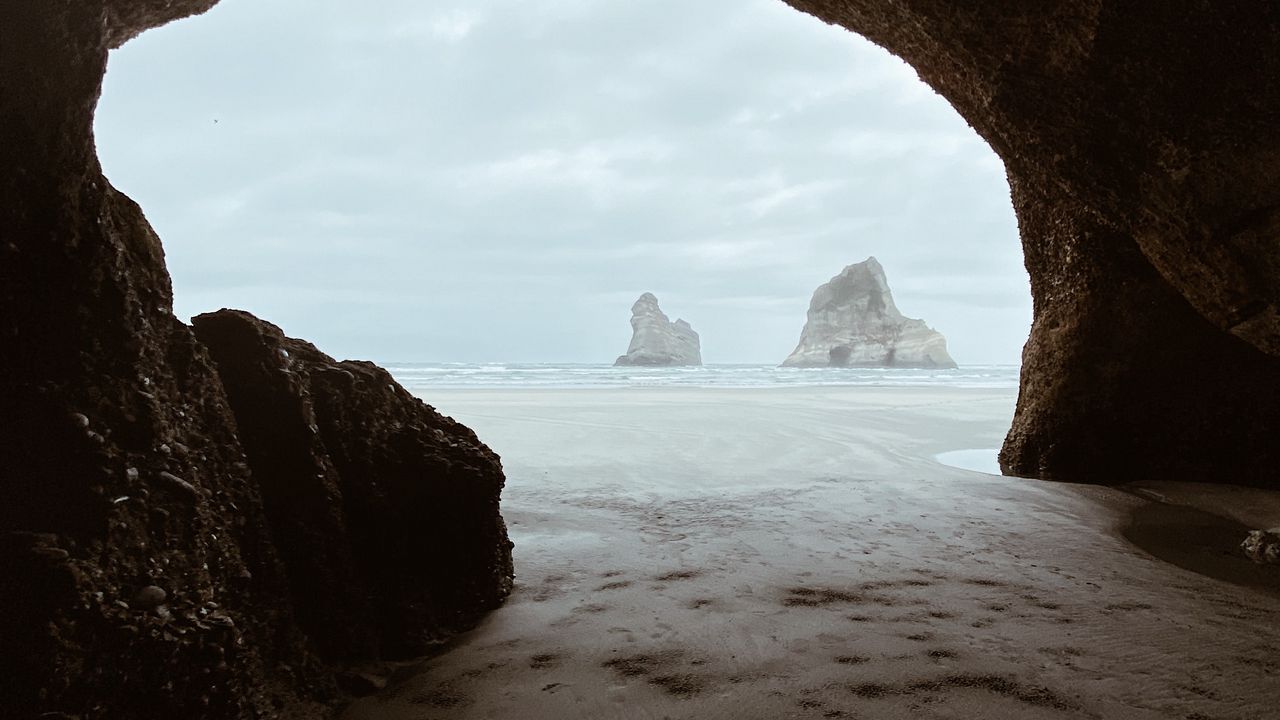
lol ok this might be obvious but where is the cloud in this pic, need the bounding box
[426,9,484,42]
[96,0,1029,364]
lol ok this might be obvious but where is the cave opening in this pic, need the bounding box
[94,0,1030,371]
[12,0,1280,718]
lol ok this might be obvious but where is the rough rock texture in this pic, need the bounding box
[785,1,1280,486]
[9,2,1280,713]
[614,293,702,367]
[191,309,514,661]
[3,3,315,716]
[104,0,222,48]
[1242,529,1280,565]
[782,257,956,368]
[1,2,511,717]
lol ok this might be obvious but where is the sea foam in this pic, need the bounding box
[382,363,1019,391]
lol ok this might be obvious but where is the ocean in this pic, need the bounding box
[383,363,1020,391]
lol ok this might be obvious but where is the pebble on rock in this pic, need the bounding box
[1242,528,1280,564]
[157,471,199,500]
[133,585,167,610]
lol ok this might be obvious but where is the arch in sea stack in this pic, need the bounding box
[4,0,1280,717]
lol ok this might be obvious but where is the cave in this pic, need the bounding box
[4,0,1280,717]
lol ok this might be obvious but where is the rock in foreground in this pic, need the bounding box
[614,293,702,366]
[192,309,514,661]
[1242,529,1280,565]
[782,258,956,368]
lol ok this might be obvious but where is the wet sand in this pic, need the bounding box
[342,386,1280,720]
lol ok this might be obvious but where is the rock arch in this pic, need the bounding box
[4,1,1279,716]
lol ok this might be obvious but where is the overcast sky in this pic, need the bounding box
[95,0,1029,365]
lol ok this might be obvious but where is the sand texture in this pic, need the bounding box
[342,387,1280,720]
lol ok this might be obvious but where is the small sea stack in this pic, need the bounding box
[782,257,956,368]
[614,293,702,367]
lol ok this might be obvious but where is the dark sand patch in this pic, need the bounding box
[603,649,708,696]
[647,673,705,697]
[526,574,575,602]
[529,653,561,669]
[1234,652,1280,672]
[1021,594,1062,610]
[784,587,865,607]
[849,674,1075,711]
[834,655,869,665]
[965,578,1007,587]
[596,580,633,591]
[655,569,703,582]
[1122,501,1280,596]
[849,682,894,699]
[602,650,683,678]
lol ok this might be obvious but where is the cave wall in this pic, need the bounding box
[1,2,512,718]
[5,0,1280,714]
[785,1,1280,485]
[2,4,320,715]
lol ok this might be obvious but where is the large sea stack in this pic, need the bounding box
[782,258,956,368]
[614,293,703,367]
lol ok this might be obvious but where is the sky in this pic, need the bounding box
[95,0,1030,365]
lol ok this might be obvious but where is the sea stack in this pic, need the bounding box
[614,293,702,366]
[782,257,956,368]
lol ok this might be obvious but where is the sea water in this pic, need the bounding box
[383,363,1019,391]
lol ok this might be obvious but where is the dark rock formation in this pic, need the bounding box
[104,0,222,48]
[1242,529,1280,565]
[191,309,514,661]
[782,257,956,368]
[784,1,1280,486]
[0,3,511,717]
[3,4,312,716]
[614,293,703,366]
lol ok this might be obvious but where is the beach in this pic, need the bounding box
[342,386,1280,720]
